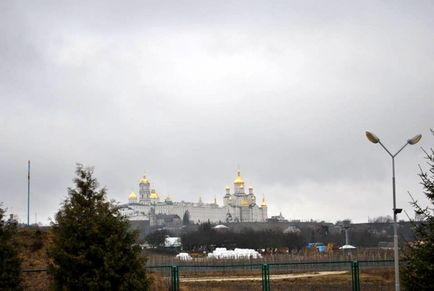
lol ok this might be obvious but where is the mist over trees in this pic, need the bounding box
[181,223,306,252]
[369,215,393,223]
[178,220,406,253]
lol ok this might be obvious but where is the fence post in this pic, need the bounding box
[262,263,270,291]
[351,261,360,291]
[171,265,179,291]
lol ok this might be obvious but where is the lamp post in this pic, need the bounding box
[342,219,351,246]
[366,131,422,291]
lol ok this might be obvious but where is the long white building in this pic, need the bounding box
[119,169,268,224]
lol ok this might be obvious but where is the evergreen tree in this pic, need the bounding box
[0,204,22,291]
[47,165,151,291]
[182,210,190,225]
[402,129,434,290]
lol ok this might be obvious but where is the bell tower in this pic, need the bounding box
[139,174,150,204]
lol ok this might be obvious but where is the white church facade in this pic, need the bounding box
[119,169,268,224]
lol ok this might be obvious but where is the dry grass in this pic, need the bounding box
[148,274,172,291]
[146,249,394,267]
[18,229,51,291]
[179,270,395,291]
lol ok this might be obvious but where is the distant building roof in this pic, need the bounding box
[156,214,180,219]
[165,237,181,248]
[213,224,229,229]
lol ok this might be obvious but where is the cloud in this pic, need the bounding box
[1,1,433,224]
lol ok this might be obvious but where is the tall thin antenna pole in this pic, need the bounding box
[27,160,30,229]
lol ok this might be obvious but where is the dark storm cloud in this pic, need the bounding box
[1,1,433,224]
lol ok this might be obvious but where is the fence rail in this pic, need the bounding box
[24,260,396,291]
[147,259,395,291]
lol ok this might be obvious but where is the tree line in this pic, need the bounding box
[179,223,306,252]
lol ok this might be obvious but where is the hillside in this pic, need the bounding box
[17,229,51,290]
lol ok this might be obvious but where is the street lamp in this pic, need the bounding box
[366,131,422,291]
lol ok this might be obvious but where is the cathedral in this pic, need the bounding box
[119,169,268,224]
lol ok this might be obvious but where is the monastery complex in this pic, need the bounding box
[119,169,268,224]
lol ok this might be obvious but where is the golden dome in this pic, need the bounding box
[242,195,249,206]
[128,190,137,200]
[252,196,256,201]
[140,174,149,184]
[150,192,159,199]
[249,184,253,190]
[234,169,244,185]
[226,185,230,190]
[240,184,244,189]
[261,197,267,207]
[151,187,156,191]
[229,196,232,201]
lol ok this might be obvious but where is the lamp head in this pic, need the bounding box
[408,134,422,145]
[366,131,380,144]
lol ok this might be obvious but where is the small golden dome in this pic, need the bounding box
[151,187,155,191]
[128,190,137,200]
[150,192,159,199]
[140,174,149,184]
[261,197,267,207]
[234,169,244,185]
[249,184,253,190]
[226,185,230,190]
[229,196,232,201]
[242,195,249,206]
[252,196,256,201]
[240,184,244,189]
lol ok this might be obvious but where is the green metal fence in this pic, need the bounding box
[352,261,360,291]
[148,260,395,291]
[23,260,395,291]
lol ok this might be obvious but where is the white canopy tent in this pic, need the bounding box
[339,245,356,250]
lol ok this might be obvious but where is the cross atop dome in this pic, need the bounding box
[234,168,244,185]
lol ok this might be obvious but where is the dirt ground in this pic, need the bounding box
[180,271,348,282]
[177,269,395,291]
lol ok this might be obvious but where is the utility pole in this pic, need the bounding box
[27,160,30,229]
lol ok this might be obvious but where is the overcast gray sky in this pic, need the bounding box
[1,1,433,225]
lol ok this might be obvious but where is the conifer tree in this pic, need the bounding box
[47,165,151,291]
[0,204,22,291]
[182,210,190,225]
[402,129,434,290]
